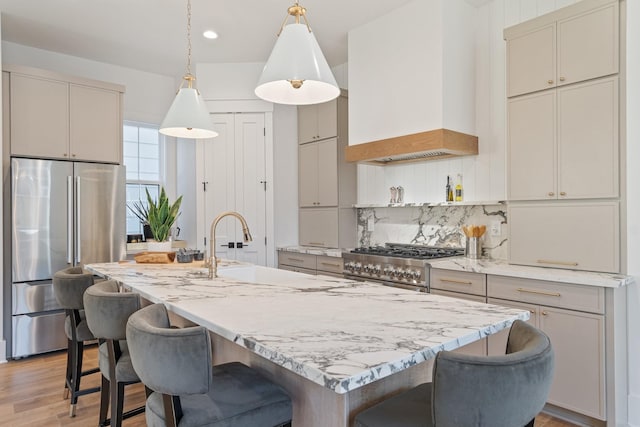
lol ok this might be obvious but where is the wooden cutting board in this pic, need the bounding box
[134,251,176,264]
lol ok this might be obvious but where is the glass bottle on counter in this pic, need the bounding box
[455,174,463,202]
[446,176,453,202]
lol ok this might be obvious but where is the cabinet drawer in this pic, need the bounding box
[430,269,486,297]
[277,252,317,270]
[316,255,343,275]
[487,275,604,314]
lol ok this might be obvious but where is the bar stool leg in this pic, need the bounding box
[63,339,73,399]
[69,340,84,417]
[99,375,110,427]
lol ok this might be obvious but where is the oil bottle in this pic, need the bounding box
[455,174,463,202]
[446,176,453,202]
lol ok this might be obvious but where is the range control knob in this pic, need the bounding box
[354,262,363,273]
[372,264,382,275]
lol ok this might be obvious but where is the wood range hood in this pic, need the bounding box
[345,128,478,165]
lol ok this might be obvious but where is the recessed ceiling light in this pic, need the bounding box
[203,30,218,39]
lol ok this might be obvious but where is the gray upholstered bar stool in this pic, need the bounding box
[126,303,293,427]
[354,320,555,427]
[53,266,101,417]
[84,279,145,427]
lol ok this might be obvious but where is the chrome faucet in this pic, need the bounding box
[207,211,253,279]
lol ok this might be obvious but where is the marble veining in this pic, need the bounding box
[430,258,634,288]
[357,204,508,259]
[87,262,528,394]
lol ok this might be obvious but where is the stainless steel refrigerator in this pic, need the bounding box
[5,157,125,358]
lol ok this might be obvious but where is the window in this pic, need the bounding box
[123,122,162,235]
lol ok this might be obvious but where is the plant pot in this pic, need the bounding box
[147,241,172,252]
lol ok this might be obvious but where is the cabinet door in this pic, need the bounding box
[487,298,538,356]
[299,208,338,248]
[70,84,121,163]
[299,142,319,207]
[430,289,487,356]
[558,77,618,199]
[540,306,605,420]
[507,24,555,97]
[508,202,619,273]
[10,74,69,159]
[316,139,338,206]
[508,91,556,200]
[316,99,337,141]
[557,3,618,87]
[298,104,318,144]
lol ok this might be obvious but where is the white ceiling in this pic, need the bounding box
[0,0,490,78]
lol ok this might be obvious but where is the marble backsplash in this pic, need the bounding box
[356,204,508,260]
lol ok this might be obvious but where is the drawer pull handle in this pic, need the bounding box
[536,259,578,267]
[321,262,340,268]
[529,310,536,314]
[309,242,325,246]
[288,258,305,263]
[439,278,473,285]
[517,288,561,297]
[542,311,549,316]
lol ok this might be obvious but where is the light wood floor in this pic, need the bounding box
[0,347,577,426]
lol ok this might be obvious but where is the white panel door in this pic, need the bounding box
[200,113,267,266]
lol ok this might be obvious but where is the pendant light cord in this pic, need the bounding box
[186,0,192,77]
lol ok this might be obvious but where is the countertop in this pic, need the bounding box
[86,261,528,394]
[429,257,634,288]
[277,246,346,257]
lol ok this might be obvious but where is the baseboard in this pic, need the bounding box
[542,403,605,427]
[0,339,6,363]
[629,393,640,427]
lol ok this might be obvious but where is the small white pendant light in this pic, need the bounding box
[160,0,217,139]
[255,2,340,106]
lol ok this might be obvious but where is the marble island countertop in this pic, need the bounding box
[429,257,634,288]
[86,261,528,394]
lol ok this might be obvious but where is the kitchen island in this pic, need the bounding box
[87,261,529,426]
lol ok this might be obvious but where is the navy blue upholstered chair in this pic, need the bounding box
[126,303,292,427]
[84,279,145,427]
[53,266,100,417]
[354,320,554,427]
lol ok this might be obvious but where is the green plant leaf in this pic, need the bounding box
[144,187,182,242]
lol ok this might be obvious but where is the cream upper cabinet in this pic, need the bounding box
[299,208,339,248]
[507,24,556,97]
[557,77,618,199]
[10,74,69,159]
[299,138,338,207]
[8,67,124,164]
[69,84,121,163]
[508,202,619,273]
[298,99,338,144]
[505,1,618,98]
[508,76,618,201]
[508,91,556,200]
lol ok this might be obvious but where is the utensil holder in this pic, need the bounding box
[466,237,481,259]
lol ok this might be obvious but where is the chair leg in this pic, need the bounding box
[110,382,126,427]
[524,418,535,427]
[99,375,110,427]
[63,339,73,399]
[69,340,84,417]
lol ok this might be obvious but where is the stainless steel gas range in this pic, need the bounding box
[342,243,464,292]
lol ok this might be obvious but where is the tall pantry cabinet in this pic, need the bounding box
[505,0,621,273]
[297,92,356,249]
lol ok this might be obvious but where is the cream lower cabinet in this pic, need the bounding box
[277,251,343,278]
[299,208,339,248]
[430,269,487,356]
[487,275,606,421]
[508,202,619,273]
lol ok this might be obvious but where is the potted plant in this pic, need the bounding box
[129,187,182,252]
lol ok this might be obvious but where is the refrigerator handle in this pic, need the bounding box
[75,176,81,264]
[67,176,73,264]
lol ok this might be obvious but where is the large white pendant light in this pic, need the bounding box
[255,2,340,106]
[160,0,217,139]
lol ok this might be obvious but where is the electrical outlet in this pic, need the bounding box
[490,221,501,237]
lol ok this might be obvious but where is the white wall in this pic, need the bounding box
[625,0,640,423]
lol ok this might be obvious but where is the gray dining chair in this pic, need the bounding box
[126,303,293,427]
[53,266,100,417]
[83,279,145,427]
[354,320,554,427]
